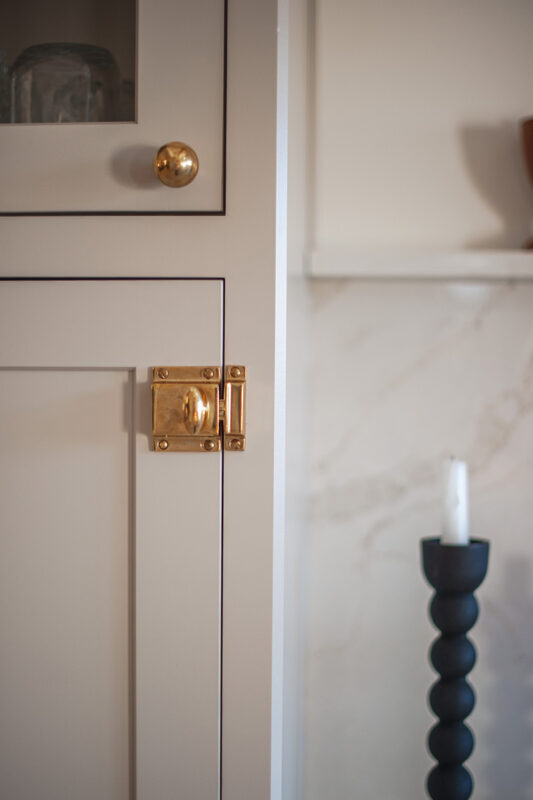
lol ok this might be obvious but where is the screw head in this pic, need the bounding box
[158,368,169,379]
[230,367,242,378]
[204,439,216,451]
[203,368,215,379]
[158,439,169,451]
[228,438,243,451]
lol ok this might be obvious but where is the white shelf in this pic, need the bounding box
[308,248,533,280]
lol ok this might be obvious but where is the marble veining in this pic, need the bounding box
[306,279,533,800]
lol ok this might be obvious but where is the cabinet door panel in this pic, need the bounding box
[0,279,223,800]
[0,369,132,800]
[0,0,225,214]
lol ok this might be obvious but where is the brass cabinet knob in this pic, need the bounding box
[153,142,199,188]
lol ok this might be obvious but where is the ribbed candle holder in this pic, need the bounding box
[421,538,489,800]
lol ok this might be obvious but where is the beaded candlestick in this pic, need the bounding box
[421,538,489,800]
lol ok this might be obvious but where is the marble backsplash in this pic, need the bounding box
[305,278,533,799]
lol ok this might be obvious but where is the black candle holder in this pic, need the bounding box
[421,538,489,800]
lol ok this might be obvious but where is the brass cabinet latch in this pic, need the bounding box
[152,366,246,452]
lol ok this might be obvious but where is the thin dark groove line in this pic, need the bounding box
[0,211,226,217]
[0,276,224,281]
[0,208,226,217]
[129,370,137,800]
[219,276,226,800]
[1,0,227,218]
[221,0,228,217]
[0,366,134,371]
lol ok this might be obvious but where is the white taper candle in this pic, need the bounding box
[441,458,469,545]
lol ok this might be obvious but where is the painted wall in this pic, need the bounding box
[313,0,533,251]
[300,2,533,799]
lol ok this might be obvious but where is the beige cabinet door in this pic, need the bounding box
[0,278,223,800]
[0,0,225,213]
[0,1,283,798]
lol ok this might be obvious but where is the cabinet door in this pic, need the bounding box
[0,0,225,214]
[0,279,223,800]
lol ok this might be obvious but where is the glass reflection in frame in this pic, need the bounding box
[0,0,136,123]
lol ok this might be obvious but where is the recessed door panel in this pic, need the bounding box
[0,369,132,800]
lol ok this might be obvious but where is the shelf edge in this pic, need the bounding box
[308,248,533,280]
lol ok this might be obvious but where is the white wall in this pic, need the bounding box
[300,2,533,799]
[313,0,533,252]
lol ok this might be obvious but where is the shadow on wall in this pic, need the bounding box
[482,557,533,800]
[459,123,533,249]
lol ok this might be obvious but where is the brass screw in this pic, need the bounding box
[230,366,241,378]
[158,439,169,451]
[204,439,216,451]
[203,368,215,379]
[158,368,169,379]
[228,438,243,451]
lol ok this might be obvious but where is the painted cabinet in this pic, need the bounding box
[0,279,224,800]
[0,1,285,798]
[0,0,225,213]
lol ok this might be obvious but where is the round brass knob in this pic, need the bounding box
[153,142,199,188]
[183,386,208,435]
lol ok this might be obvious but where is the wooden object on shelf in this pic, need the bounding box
[521,117,533,250]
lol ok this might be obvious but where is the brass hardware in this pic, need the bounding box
[222,365,246,452]
[183,386,209,434]
[152,366,246,452]
[157,436,221,453]
[153,142,199,188]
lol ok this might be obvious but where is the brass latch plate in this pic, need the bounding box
[152,366,246,452]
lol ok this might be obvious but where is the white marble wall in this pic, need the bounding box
[306,279,533,799]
